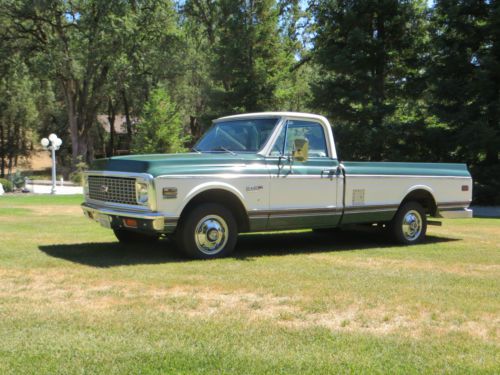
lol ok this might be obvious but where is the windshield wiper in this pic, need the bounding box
[191,147,202,153]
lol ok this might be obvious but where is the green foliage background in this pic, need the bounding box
[0,0,498,202]
[131,88,189,154]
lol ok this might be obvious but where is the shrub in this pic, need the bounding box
[0,178,13,192]
[131,87,190,154]
[69,156,88,185]
[11,171,25,188]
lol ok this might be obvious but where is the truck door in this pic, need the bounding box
[265,119,342,230]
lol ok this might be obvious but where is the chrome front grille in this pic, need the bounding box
[88,175,137,205]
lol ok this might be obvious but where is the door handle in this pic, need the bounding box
[321,169,336,178]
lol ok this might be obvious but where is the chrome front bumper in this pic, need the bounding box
[81,202,177,232]
[437,208,473,219]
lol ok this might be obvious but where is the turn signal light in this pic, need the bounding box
[461,185,469,191]
[123,218,138,228]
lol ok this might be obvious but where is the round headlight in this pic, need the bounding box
[136,182,149,204]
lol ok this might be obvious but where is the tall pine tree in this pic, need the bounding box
[311,0,429,161]
[185,0,291,116]
[429,0,500,203]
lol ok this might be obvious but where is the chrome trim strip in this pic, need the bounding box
[156,174,270,179]
[342,208,397,215]
[157,173,340,179]
[247,201,469,220]
[344,204,399,212]
[248,204,400,218]
[85,170,154,179]
[153,173,469,180]
[270,212,342,219]
[248,207,342,217]
[272,174,340,179]
[347,174,471,179]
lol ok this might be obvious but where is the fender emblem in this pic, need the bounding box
[163,187,178,199]
[246,185,263,192]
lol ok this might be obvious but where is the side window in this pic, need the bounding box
[270,120,328,158]
[270,125,286,156]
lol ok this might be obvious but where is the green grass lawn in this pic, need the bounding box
[0,195,499,374]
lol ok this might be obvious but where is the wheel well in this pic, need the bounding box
[401,189,437,216]
[179,189,250,232]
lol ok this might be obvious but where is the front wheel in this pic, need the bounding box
[176,203,238,259]
[391,202,427,245]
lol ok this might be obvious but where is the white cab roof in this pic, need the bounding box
[215,111,329,123]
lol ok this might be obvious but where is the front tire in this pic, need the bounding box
[176,203,238,259]
[391,202,427,245]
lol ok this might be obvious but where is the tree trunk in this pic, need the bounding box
[63,79,80,167]
[189,115,202,144]
[0,121,6,178]
[107,97,116,157]
[372,11,386,160]
[122,90,133,148]
[0,121,5,178]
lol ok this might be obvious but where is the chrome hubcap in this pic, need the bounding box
[402,210,422,241]
[194,215,228,254]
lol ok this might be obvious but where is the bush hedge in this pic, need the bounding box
[0,178,13,192]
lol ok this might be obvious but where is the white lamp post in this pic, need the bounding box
[41,134,63,194]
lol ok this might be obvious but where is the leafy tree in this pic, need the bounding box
[131,87,189,154]
[169,10,216,143]
[311,0,429,161]
[428,0,500,203]
[185,0,294,117]
[2,0,179,166]
[105,1,181,150]
[0,56,38,177]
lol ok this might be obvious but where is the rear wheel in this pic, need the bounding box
[176,203,238,259]
[113,229,159,244]
[391,202,427,244]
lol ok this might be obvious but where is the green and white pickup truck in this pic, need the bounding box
[82,112,472,258]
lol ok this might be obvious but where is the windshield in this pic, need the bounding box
[194,118,279,153]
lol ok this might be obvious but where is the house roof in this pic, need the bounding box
[97,115,136,134]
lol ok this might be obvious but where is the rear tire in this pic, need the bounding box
[176,203,238,259]
[391,202,427,245]
[113,229,159,244]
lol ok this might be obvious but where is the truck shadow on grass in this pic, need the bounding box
[38,229,458,268]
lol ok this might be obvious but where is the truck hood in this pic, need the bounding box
[89,152,265,177]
